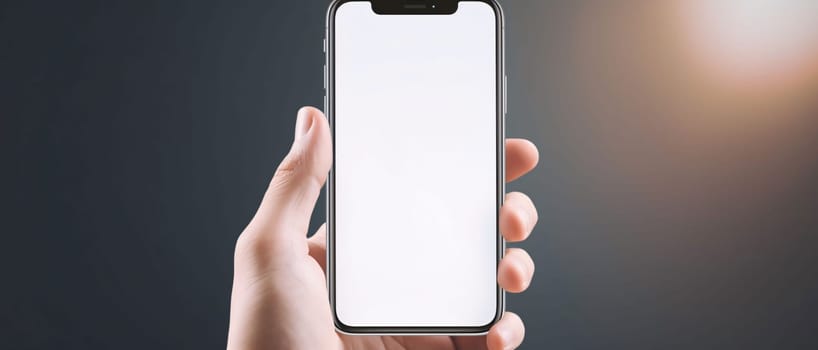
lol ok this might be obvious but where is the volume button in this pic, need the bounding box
[503,74,508,115]
[323,64,327,90]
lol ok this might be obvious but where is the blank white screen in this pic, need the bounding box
[334,1,498,327]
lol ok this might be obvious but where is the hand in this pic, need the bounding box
[227,107,539,350]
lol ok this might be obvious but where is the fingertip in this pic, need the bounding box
[500,192,537,242]
[506,138,539,182]
[291,106,332,180]
[499,201,527,242]
[294,107,315,141]
[487,312,525,350]
[516,139,539,167]
[498,248,535,293]
[298,105,325,118]
[522,139,539,166]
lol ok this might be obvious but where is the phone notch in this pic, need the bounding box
[372,0,458,15]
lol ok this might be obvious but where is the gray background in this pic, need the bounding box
[2,1,817,349]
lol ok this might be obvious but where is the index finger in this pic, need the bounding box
[506,139,539,182]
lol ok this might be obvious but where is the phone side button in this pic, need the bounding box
[503,74,508,115]
[324,95,327,113]
[323,64,327,90]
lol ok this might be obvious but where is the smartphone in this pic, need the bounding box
[325,0,505,334]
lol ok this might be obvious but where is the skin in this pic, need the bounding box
[228,107,539,350]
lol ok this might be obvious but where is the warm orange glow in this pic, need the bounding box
[679,0,818,86]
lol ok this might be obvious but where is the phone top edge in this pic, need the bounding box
[327,0,506,23]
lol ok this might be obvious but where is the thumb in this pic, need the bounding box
[245,107,332,243]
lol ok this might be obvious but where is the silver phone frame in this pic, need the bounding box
[324,0,507,335]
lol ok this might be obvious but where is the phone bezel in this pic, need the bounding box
[325,0,506,335]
